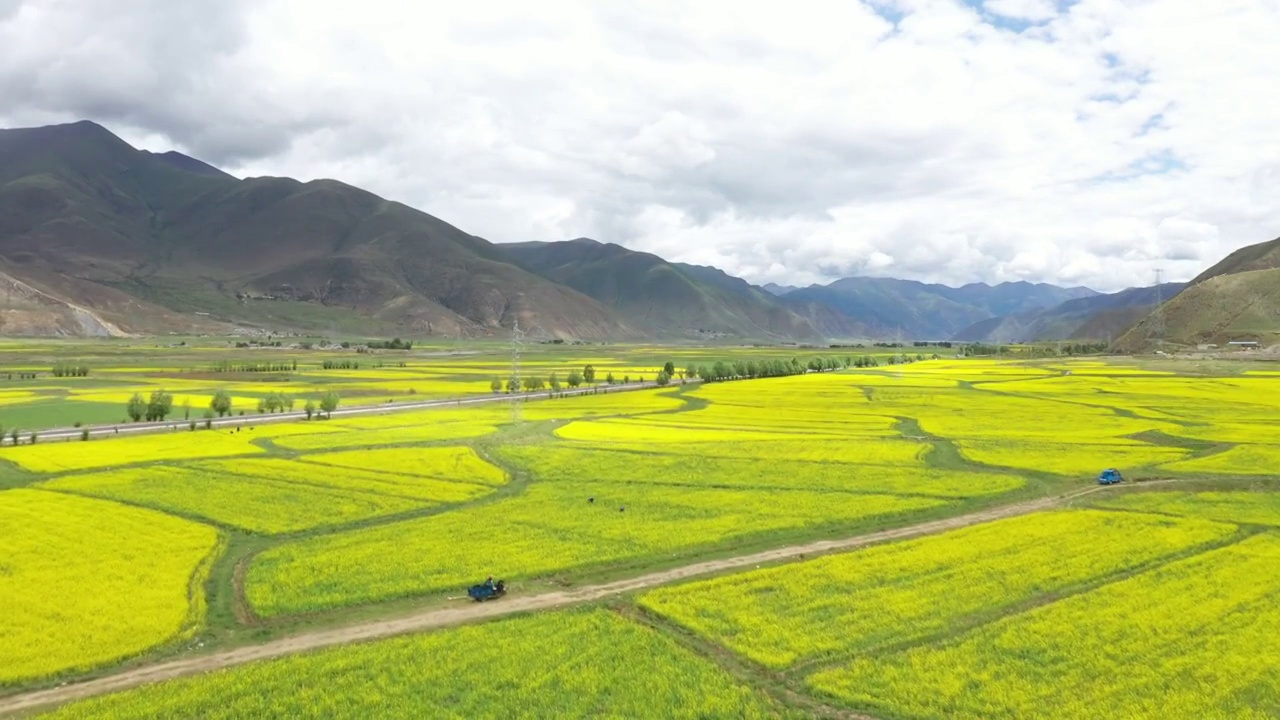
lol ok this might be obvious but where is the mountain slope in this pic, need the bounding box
[499,239,864,339]
[1188,236,1280,284]
[780,277,1095,340]
[1115,236,1280,350]
[0,121,633,337]
[953,283,1186,343]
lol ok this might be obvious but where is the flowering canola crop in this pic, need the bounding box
[640,510,1234,668]
[809,533,1280,719]
[0,489,219,684]
[246,483,945,616]
[42,610,790,720]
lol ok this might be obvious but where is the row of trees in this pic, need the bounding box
[257,392,296,414]
[128,389,340,422]
[321,360,362,370]
[51,363,90,377]
[126,391,176,422]
[211,360,298,373]
[365,338,414,350]
[492,363,647,395]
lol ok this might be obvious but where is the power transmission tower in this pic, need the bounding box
[1149,268,1165,342]
[510,317,524,425]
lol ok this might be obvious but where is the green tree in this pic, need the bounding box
[606,372,616,385]
[8,428,18,445]
[320,392,340,419]
[549,372,561,392]
[655,370,671,386]
[147,390,173,422]
[567,370,583,388]
[126,392,147,422]
[623,375,631,384]
[490,377,503,393]
[210,390,233,417]
[583,364,596,385]
[663,361,676,376]
[304,399,317,420]
[685,364,698,381]
[506,376,522,394]
[182,398,191,420]
[526,376,545,392]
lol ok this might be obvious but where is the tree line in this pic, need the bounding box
[125,389,341,423]
[51,363,91,377]
[211,360,298,373]
[492,363,662,394]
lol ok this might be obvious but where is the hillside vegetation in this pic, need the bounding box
[1116,236,1280,350]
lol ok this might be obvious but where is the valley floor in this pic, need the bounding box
[2,349,1279,718]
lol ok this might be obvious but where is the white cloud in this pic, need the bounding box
[2,0,1279,292]
[983,0,1060,22]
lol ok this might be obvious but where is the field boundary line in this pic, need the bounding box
[0,488,1098,716]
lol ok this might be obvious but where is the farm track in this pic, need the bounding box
[0,484,1115,716]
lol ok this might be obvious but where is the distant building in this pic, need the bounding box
[1227,341,1259,348]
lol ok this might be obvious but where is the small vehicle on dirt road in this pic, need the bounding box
[1097,468,1124,486]
[468,578,506,602]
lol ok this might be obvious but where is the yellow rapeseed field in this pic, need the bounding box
[43,466,426,534]
[0,489,220,684]
[269,421,500,451]
[1096,490,1280,526]
[810,533,1280,719]
[42,610,792,719]
[640,510,1234,668]
[299,446,507,486]
[553,438,930,465]
[196,457,498,500]
[1,431,265,473]
[498,444,1022,498]
[246,483,946,616]
[957,439,1191,476]
[1160,444,1280,475]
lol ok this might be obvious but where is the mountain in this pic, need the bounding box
[498,239,866,339]
[953,283,1187,343]
[761,283,798,296]
[779,277,1096,340]
[1115,236,1280,350]
[0,120,634,338]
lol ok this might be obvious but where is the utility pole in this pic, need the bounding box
[510,317,524,425]
[1149,268,1165,342]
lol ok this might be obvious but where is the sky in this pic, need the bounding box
[2,0,1279,292]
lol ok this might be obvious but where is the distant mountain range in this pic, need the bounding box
[498,239,861,340]
[953,283,1188,344]
[0,119,1273,347]
[771,278,1098,340]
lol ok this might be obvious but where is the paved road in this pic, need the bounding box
[0,485,1108,715]
[14,380,686,444]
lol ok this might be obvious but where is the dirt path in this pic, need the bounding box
[0,488,1099,716]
